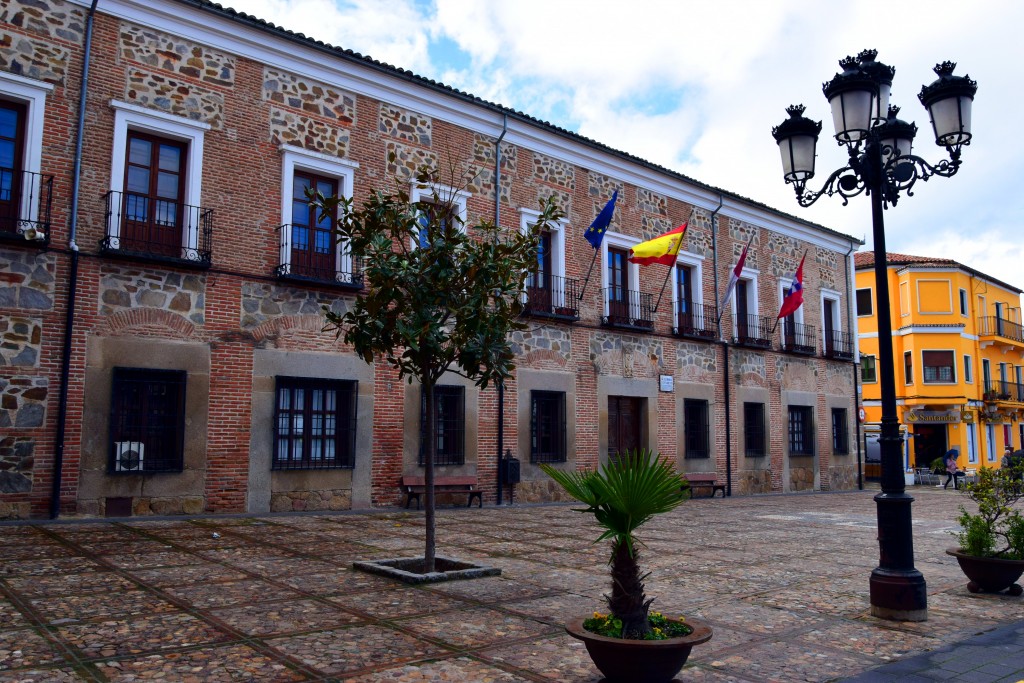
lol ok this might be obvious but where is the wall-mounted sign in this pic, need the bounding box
[659,375,674,392]
[905,410,961,424]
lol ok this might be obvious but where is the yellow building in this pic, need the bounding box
[855,252,1023,475]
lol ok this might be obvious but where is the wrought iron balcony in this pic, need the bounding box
[0,168,53,246]
[674,302,717,340]
[100,191,213,267]
[983,380,1024,403]
[824,329,855,360]
[523,274,580,320]
[782,321,817,355]
[978,316,1024,347]
[276,224,363,289]
[602,287,654,331]
[734,313,773,349]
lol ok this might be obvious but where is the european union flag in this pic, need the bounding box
[584,190,617,249]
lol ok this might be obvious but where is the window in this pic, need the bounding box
[983,358,991,389]
[607,245,630,318]
[410,183,468,249]
[676,264,692,318]
[832,408,849,454]
[788,405,814,456]
[0,72,53,239]
[987,424,996,462]
[521,208,570,313]
[683,399,710,459]
[672,252,706,334]
[959,288,968,316]
[278,145,357,284]
[861,355,877,383]
[420,385,465,466]
[107,101,209,260]
[856,288,873,316]
[108,367,186,473]
[530,391,566,463]
[273,377,356,470]
[743,402,766,457]
[922,350,955,383]
[904,352,913,385]
[964,355,973,383]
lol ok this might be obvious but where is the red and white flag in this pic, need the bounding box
[777,255,806,319]
[718,239,750,322]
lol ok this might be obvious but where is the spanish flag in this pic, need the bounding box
[628,223,687,266]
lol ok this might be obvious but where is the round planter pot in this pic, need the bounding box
[946,548,1024,595]
[566,615,713,683]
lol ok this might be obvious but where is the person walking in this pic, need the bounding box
[942,449,964,490]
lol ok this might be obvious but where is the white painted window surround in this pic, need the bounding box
[107,100,209,253]
[410,182,469,249]
[0,72,53,233]
[278,144,358,279]
[599,231,640,318]
[671,251,704,330]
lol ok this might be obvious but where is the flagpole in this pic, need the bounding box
[717,233,755,325]
[652,225,687,313]
[577,247,600,301]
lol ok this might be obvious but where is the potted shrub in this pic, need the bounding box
[946,463,1024,595]
[541,449,712,683]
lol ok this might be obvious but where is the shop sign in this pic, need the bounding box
[905,410,960,423]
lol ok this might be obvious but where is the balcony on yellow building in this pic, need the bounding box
[982,379,1024,406]
[978,316,1024,353]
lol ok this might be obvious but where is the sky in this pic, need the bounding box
[235,0,1023,289]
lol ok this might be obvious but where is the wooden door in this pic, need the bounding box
[123,132,186,256]
[291,171,338,279]
[608,396,642,460]
[0,101,25,235]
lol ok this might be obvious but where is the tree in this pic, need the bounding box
[321,163,562,571]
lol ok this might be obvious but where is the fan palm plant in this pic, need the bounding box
[541,449,688,639]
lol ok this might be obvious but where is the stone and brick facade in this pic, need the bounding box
[0,0,862,519]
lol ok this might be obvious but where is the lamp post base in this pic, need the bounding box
[869,568,928,622]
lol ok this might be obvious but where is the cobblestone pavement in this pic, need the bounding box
[0,485,1021,682]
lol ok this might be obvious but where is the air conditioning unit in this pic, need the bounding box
[114,441,145,472]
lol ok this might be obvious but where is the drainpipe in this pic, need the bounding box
[706,195,730,495]
[51,0,98,518]
[494,114,508,505]
[844,242,863,490]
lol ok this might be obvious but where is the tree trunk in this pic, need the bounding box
[423,379,436,573]
[606,538,652,639]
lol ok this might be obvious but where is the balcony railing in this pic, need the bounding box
[734,313,773,348]
[276,224,363,288]
[782,321,816,355]
[100,190,213,267]
[523,274,580,320]
[978,316,1024,344]
[983,380,1024,403]
[603,287,654,330]
[674,301,717,340]
[0,168,53,246]
[824,329,855,360]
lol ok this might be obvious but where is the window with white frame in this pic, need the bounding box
[732,270,764,343]
[410,183,468,249]
[0,72,53,240]
[106,101,209,261]
[922,350,956,384]
[673,251,706,334]
[779,276,806,350]
[600,232,646,324]
[964,354,973,383]
[959,288,968,316]
[278,145,358,284]
[520,208,570,313]
[821,291,844,356]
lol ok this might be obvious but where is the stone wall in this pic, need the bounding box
[99,265,205,325]
[379,104,431,146]
[0,436,33,495]
[119,22,235,87]
[240,282,349,330]
[271,488,351,512]
[0,248,56,310]
[0,375,46,429]
[126,67,224,128]
[591,333,663,378]
[0,315,41,366]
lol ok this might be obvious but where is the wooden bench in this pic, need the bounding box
[400,475,482,510]
[684,473,725,498]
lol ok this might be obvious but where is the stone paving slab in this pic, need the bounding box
[0,485,1021,681]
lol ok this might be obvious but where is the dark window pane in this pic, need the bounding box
[855,288,873,316]
[108,368,186,473]
[126,166,150,194]
[788,406,814,456]
[744,402,766,457]
[531,391,566,463]
[273,377,357,470]
[832,408,849,454]
[157,144,181,172]
[684,399,710,459]
[420,385,465,466]
[128,137,151,166]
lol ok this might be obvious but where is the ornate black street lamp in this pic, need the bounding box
[772,50,977,622]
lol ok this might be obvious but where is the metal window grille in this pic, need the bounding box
[743,402,766,457]
[273,377,357,470]
[419,385,465,466]
[531,391,566,463]
[683,399,710,459]
[788,406,814,456]
[108,367,187,473]
[832,408,849,454]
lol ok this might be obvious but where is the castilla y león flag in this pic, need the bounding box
[628,224,687,266]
